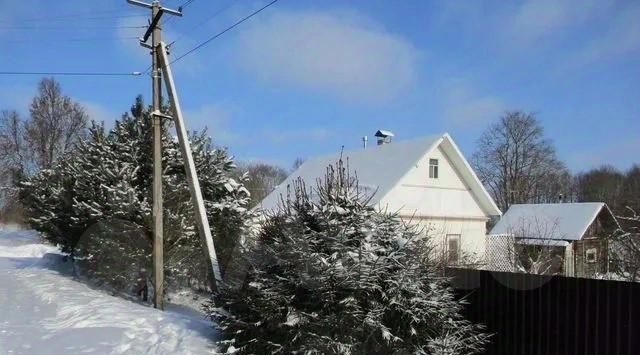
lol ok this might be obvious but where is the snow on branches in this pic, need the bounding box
[209,159,489,354]
[20,96,252,297]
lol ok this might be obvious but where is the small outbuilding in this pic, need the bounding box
[487,202,619,277]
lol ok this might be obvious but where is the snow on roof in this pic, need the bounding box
[489,203,608,241]
[256,133,502,217]
[257,134,443,211]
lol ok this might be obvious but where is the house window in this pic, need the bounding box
[446,234,461,264]
[429,159,439,179]
[585,248,598,263]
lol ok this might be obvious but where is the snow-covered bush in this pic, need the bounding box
[610,210,640,281]
[209,159,489,354]
[20,96,252,296]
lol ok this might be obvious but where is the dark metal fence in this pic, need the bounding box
[447,268,640,355]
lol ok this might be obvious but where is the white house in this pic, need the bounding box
[257,132,502,263]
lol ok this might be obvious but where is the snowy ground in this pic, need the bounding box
[0,225,217,354]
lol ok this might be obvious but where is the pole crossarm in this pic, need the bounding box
[142,9,164,43]
[127,0,183,16]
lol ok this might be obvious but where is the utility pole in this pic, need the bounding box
[150,1,164,311]
[127,0,222,310]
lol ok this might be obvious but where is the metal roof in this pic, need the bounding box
[256,133,502,217]
[489,203,610,241]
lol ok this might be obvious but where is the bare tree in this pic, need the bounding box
[26,78,88,170]
[238,162,288,206]
[621,165,640,215]
[472,111,568,211]
[0,110,30,215]
[610,209,640,281]
[487,217,565,275]
[0,110,29,178]
[575,165,624,212]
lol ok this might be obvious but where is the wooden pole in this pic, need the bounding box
[150,1,164,310]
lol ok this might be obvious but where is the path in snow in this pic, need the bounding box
[0,226,217,354]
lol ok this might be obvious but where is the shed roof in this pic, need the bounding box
[489,203,611,241]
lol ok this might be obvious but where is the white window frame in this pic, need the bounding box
[429,158,439,179]
[446,234,461,264]
[585,248,598,263]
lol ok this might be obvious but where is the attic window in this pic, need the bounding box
[586,248,598,263]
[429,159,439,179]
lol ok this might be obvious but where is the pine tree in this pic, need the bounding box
[209,159,489,354]
[20,96,252,296]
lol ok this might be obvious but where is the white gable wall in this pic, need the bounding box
[377,145,489,260]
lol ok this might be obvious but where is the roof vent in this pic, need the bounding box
[374,129,394,145]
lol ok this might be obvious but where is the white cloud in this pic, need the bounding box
[184,104,239,146]
[115,17,152,64]
[441,79,506,126]
[262,127,333,145]
[0,85,34,114]
[572,4,640,65]
[509,0,600,43]
[568,136,640,171]
[235,9,419,104]
[81,101,119,127]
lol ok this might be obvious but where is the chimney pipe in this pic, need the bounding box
[362,136,368,149]
[374,129,394,145]
[558,193,564,203]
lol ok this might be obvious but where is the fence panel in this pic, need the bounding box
[447,268,640,355]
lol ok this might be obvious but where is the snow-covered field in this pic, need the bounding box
[0,225,217,354]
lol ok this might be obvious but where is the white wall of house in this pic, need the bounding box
[412,216,488,261]
[376,145,490,261]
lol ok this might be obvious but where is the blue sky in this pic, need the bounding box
[1,0,638,172]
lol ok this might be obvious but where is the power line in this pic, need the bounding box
[163,0,197,26]
[3,36,139,44]
[0,71,143,77]
[140,0,266,74]
[0,25,146,30]
[167,0,238,47]
[0,14,147,24]
[4,9,136,22]
[170,0,279,65]
[179,0,198,9]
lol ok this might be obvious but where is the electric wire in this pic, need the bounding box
[0,71,143,77]
[3,36,139,44]
[163,0,197,26]
[167,0,237,48]
[169,0,279,65]
[0,25,146,30]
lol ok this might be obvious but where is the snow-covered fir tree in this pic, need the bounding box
[20,96,252,295]
[209,159,489,354]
